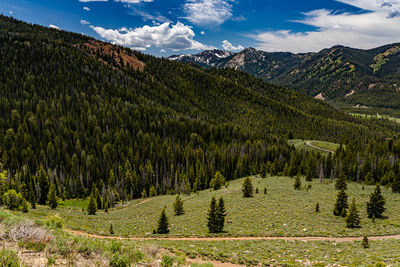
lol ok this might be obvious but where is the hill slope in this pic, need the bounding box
[170,44,400,109]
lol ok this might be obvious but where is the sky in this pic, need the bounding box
[1,0,400,56]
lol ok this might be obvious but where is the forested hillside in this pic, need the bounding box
[1,15,400,209]
[171,44,400,109]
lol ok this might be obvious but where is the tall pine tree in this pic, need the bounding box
[242,177,254,198]
[346,198,361,228]
[367,184,386,219]
[37,165,49,205]
[333,188,348,217]
[207,197,218,233]
[156,207,169,234]
[48,183,58,210]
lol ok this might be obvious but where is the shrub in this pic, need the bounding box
[161,254,175,267]
[362,236,369,249]
[8,221,52,244]
[109,253,130,267]
[0,249,20,267]
[3,189,23,210]
[293,175,301,190]
[109,240,123,253]
[44,214,63,229]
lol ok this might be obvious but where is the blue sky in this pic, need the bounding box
[1,0,400,56]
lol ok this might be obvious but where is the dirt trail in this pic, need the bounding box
[66,229,400,243]
[109,198,151,212]
[306,141,335,154]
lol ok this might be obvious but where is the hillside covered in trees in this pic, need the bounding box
[1,15,400,209]
[171,44,400,109]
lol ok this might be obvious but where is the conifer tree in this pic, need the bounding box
[367,184,385,219]
[87,193,97,215]
[335,173,347,190]
[362,236,369,249]
[173,194,184,216]
[207,197,218,233]
[333,188,348,217]
[156,207,169,234]
[28,190,36,209]
[215,197,227,233]
[37,165,49,204]
[209,171,225,190]
[263,187,267,194]
[255,188,259,194]
[242,177,254,198]
[48,183,58,210]
[110,223,114,234]
[315,202,320,212]
[346,198,361,228]
[392,176,400,193]
[21,198,29,213]
[294,175,301,190]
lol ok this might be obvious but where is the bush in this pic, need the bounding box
[0,249,21,267]
[9,221,52,244]
[109,253,130,267]
[44,214,63,229]
[161,254,175,267]
[109,240,123,253]
[3,190,23,210]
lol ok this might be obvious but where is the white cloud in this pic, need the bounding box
[79,0,108,2]
[115,0,153,2]
[250,0,400,53]
[200,31,205,35]
[222,40,244,51]
[83,6,91,11]
[90,22,216,51]
[183,0,234,26]
[160,49,166,52]
[9,11,13,15]
[49,24,60,30]
[80,19,90,25]
[131,9,172,23]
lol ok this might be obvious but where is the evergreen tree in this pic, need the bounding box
[255,188,259,194]
[48,183,58,210]
[207,197,218,233]
[215,197,227,233]
[110,223,114,235]
[173,194,184,216]
[156,207,169,234]
[333,188,348,217]
[21,198,29,213]
[315,202,320,212]
[335,173,347,190]
[345,198,361,228]
[362,236,369,249]
[87,193,97,215]
[367,184,386,219]
[294,175,301,190]
[209,171,225,190]
[28,190,36,209]
[263,187,267,194]
[242,177,254,198]
[37,165,49,205]
[149,185,157,197]
[392,176,400,193]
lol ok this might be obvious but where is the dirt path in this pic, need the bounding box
[306,141,335,154]
[108,198,151,212]
[66,229,400,243]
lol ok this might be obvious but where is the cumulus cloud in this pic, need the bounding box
[222,40,244,51]
[90,22,215,51]
[250,0,400,53]
[83,6,91,11]
[49,24,60,30]
[183,0,234,26]
[80,19,90,25]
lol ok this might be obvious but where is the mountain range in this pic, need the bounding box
[169,44,400,109]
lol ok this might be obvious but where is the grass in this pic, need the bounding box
[21,176,400,238]
[288,139,340,155]
[351,113,400,124]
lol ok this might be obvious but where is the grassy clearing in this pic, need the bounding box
[151,238,400,266]
[21,176,400,238]
[351,113,400,124]
[288,139,340,155]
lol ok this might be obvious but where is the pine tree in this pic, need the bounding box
[21,198,29,213]
[207,197,218,233]
[392,176,400,193]
[110,223,114,234]
[28,189,36,209]
[346,198,361,228]
[333,188,348,216]
[263,187,267,194]
[255,188,259,194]
[87,193,97,215]
[362,236,369,249]
[173,194,184,216]
[367,184,386,219]
[294,175,301,190]
[242,177,254,198]
[37,165,49,205]
[156,207,169,234]
[48,183,58,210]
[209,171,225,190]
[215,197,227,233]
[315,202,320,212]
[335,173,347,190]
[305,164,314,182]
